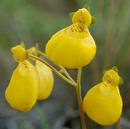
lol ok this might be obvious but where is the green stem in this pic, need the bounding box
[29,54,77,87]
[29,52,87,129]
[76,68,87,129]
[37,50,76,85]
[59,65,75,83]
[37,50,48,58]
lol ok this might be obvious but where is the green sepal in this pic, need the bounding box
[69,12,75,19]
[83,4,91,12]
[90,16,96,25]
[83,5,96,25]
[20,41,25,48]
[112,66,119,72]
[35,43,40,57]
[119,77,124,85]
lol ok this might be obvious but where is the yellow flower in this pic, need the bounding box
[45,8,96,69]
[5,61,39,112]
[11,44,27,62]
[5,44,55,111]
[83,68,123,125]
[102,68,122,86]
[27,46,54,100]
[72,8,92,26]
[35,60,54,100]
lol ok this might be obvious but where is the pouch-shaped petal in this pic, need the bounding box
[35,60,54,100]
[5,61,39,112]
[45,8,96,69]
[45,24,96,69]
[83,82,122,125]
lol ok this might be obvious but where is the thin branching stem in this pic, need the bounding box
[29,52,87,129]
[76,68,87,129]
[29,54,77,87]
[37,50,48,58]
[59,65,76,83]
[37,50,76,84]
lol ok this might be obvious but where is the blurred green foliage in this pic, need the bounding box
[0,0,130,129]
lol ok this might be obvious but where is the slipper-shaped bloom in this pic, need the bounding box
[27,47,54,100]
[45,8,96,69]
[5,45,39,112]
[83,67,123,125]
[35,60,54,100]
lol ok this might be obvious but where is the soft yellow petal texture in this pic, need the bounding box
[72,8,92,26]
[35,60,54,100]
[45,8,96,69]
[11,44,27,62]
[45,24,96,69]
[83,69,123,126]
[103,69,120,86]
[5,60,39,112]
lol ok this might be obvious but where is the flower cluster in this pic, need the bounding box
[5,8,123,127]
[5,45,54,111]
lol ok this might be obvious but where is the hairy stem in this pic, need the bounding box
[29,54,77,87]
[76,68,87,129]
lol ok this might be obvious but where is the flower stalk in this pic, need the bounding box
[29,52,87,129]
[76,68,87,129]
[29,54,77,87]
[37,50,76,85]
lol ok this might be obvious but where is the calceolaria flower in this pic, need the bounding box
[83,67,123,125]
[5,44,39,111]
[45,8,96,69]
[28,47,54,100]
[5,44,54,111]
[35,60,54,100]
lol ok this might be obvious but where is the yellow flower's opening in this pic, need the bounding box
[72,8,92,27]
[11,44,27,62]
[102,69,122,86]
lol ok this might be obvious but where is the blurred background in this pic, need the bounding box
[0,0,130,129]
